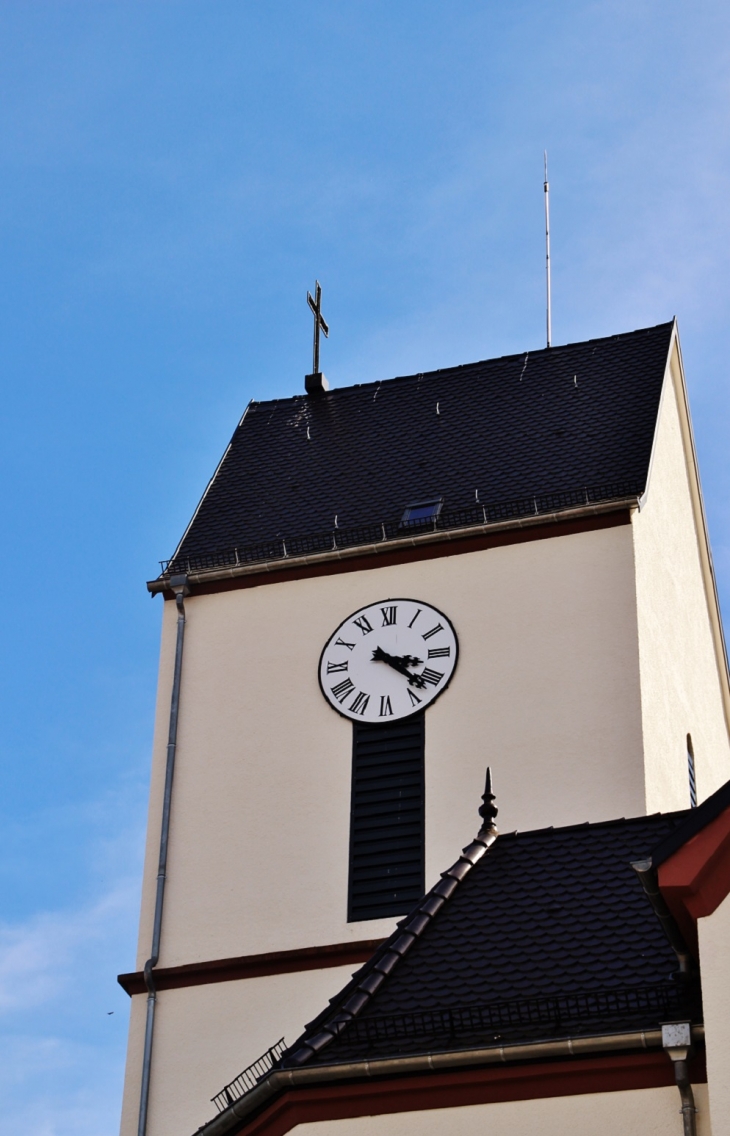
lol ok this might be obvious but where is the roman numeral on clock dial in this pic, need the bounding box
[331,678,355,703]
[381,606,397,626]
[353,616,373,636]
[326,660,348,673]
[350,691,370,715]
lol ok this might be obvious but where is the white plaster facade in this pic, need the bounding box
[120,328,730,1136]
[120,965,358,1136]
[698,891,730,1135]
[285,1084,713,1136]
[633,341,730,811]
[139,521,650,972]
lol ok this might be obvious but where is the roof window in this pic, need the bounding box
[399,498,443,528]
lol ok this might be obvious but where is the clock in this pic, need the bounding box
[318,598,458,723]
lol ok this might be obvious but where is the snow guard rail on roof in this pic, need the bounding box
[211,1039,287,1115]
[209,979,699,1115]
[159,480,641,579]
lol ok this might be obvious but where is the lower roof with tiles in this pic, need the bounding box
[281,806,701,1066]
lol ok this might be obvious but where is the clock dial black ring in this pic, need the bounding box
[318,598,458,723]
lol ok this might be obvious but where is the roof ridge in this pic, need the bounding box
[245,320,676,410]
[283,786,499,1068]
[492,807,692,841]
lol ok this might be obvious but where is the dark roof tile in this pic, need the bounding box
[282,808,701,1065]
[171,322,673,564]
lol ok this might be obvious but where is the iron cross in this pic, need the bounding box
[307,280,329,374]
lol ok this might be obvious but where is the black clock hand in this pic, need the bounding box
[372,646,427,688]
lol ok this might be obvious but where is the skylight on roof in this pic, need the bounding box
[400,498,443,528]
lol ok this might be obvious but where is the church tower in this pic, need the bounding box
[119,319,730,1136]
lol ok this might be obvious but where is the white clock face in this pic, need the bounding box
[318,598,458,723]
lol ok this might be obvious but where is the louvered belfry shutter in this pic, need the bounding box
[348,713,425,922]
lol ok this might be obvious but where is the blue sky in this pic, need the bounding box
[1,2,729,1132]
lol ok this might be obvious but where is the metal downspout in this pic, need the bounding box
[138,576,190,1136]
[630,859,693,975]
[675,1064,698,1136]
[662,1022,698,1136]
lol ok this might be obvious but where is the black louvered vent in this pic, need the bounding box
[348,714,425,922]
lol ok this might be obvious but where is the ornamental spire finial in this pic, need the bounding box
[478,766,498,835]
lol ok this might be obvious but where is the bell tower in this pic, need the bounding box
[119,319,730,1136]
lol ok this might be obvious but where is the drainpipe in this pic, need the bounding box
[662,1022,698,1136]
[630,859,693,975]
[138,574,190,1136]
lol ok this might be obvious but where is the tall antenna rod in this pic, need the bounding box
[544,151,552,348]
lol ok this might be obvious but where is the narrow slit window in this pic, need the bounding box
[348,714,425,922]
[687,734,697,809]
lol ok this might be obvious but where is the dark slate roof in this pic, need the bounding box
[170,322,673,567]
[282,808,701,1065]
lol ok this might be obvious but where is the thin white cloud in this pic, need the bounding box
[0,1034,126,1136]
[0,879,137,1014]
[0,820,142,1136]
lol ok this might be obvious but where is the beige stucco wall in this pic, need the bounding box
[119,964,357,1136]
[699,891,730,1136]
[287,1083,711,1136]
[633,349,730,811]
[137,522,646,970]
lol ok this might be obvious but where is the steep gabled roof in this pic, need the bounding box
[168,322,673,572]
[281,806,697,1067]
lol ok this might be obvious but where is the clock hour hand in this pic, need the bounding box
[372,646,427,688]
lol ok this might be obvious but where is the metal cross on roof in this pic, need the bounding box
[307,280,329,375]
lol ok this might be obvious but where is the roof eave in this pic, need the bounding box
[148,496,639,595]
[193,1025,704,1136]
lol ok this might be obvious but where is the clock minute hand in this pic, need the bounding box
[372,646,427,688]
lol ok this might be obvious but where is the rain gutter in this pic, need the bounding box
[194,1024,704,1136]
[148,497,638,595]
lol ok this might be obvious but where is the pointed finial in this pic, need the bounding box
[478,766,498,834]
